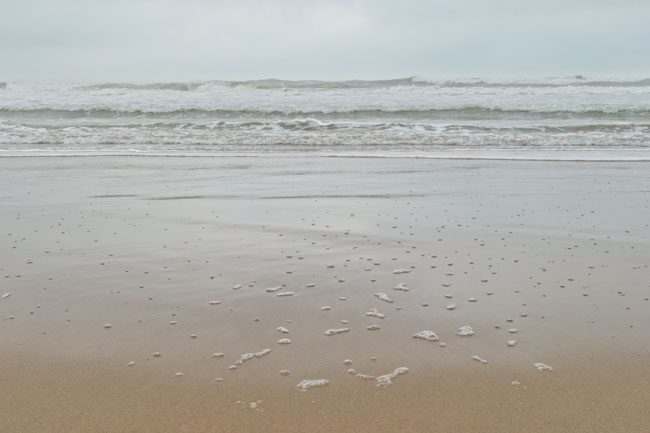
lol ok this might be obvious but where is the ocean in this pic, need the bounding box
[1,76,649,159]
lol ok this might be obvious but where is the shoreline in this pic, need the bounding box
[1,148,650,161]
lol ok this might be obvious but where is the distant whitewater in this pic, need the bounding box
[1,77,650,158]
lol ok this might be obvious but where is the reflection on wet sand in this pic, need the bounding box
[1,156,649,432]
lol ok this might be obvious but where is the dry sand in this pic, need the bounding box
[1,156,649,432]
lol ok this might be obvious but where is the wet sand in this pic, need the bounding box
[1,156,649,432]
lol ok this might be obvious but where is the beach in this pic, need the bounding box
[1,155,649,432]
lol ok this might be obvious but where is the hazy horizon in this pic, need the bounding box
[4,74,650,85]
[2,0,649,82]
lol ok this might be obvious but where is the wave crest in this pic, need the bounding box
[69,76,650,92]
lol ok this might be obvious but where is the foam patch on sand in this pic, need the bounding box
[412,330,439,341]
[233,349,272,368]
[374,292,393,303]
[324,328,350,336]
[456,326,475,336]
[471,355,488,364]
[376,367,409,387]
[534,363,553,372]
[296,379,330,392]
[366,308,385,318]
[393,283,410,291]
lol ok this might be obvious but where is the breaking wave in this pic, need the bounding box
[1,76,649,154]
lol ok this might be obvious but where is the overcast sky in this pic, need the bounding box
[1,0,649,82]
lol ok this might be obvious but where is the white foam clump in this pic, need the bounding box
[366,308,385,318]
[2,293,11,299]
[277,338,292,344]
[280,369,290,376]
[356,373,376,380]
[296,379,330,392]
[392,269,411,274]
[472,355,488,364]
[376,367,409,387]
[446,304,456,310]
[321,306,332,311]
[232,284,242,290]
[507,340,517,347]
[534,362,553,372]
[103,323,112,329]
[276,292,295,297]
[366,325,381,331]
[208,300,221,305]
[276,326,290,334]
[374,292,393,303]
[237,349,272,365]
[305,283,316,288]
[456,325,475,336]
[265,286,282,293]
[393,283,410,291]
[324,328,350,336]
[412,330,439,341]
[212,352,225,358]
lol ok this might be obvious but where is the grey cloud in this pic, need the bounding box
[1,0,649,81]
